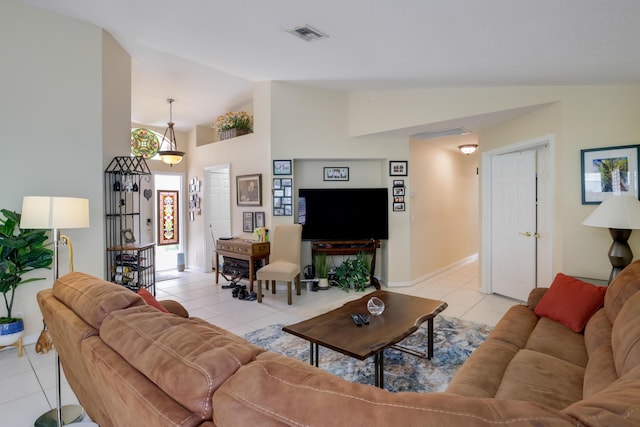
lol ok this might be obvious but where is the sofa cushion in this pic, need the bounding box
[583,343,618,398]
[611,291,640,377]
[495,349,585,410]
[213,352,576,426]
[534,273,606,332]
[605,258,640,324]
[525,317,588,367]
[584,308,612,357]
[100,305,265,420]
[137,288,169,313]
[53,272,145,329]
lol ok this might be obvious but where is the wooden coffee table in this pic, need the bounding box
[282,290,447,389]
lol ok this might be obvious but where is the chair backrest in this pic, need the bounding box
[270,224,302,265]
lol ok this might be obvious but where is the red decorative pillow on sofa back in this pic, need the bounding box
[534,273,606,332]
[138,288,169,313]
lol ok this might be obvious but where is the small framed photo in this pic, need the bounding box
[273,160,292,176]
[237,174,262,206]
[273,178,282,190]
[389,161,408,176]
[243,212,254,232]
[393,202,405,212]
[393,179,405,187]
[324,167,349,181]
[393,187,405,196]
[581,144,640,204]
[254,211,265,228]
[394,196,404,203]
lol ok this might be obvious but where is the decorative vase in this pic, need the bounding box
[219,128,251,140]
[0,318,24,346]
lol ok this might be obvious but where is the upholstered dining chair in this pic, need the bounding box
[256,224,302,305]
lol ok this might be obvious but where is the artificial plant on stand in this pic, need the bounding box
[0,209,52,348]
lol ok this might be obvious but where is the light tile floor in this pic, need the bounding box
[0,258,520,426]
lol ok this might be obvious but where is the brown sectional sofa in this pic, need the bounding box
[37,261,640,426]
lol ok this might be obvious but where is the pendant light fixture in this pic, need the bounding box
[158,98,185,166]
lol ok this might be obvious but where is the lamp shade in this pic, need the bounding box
[582,194,640,229]
[20,197,90,229]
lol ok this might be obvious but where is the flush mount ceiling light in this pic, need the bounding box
[158,98,185,166]
[458,144,479,155]
[287,25,329,42]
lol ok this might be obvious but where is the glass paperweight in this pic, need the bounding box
[367,296,385,316]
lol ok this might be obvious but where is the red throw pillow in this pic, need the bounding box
[534,273,606,332]
[138,288,169,313]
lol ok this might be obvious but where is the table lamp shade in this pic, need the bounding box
[582,194,640,230]
[20,197,90,230]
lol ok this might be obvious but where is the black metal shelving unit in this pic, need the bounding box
[104,156,156,294]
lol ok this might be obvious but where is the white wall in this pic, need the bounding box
[0,0,130,339]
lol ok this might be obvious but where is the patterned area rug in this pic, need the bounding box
[243,315,492,393]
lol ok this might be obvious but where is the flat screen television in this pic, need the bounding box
[298,188,388,240]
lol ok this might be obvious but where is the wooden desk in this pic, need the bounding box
[215,239,270,292]
[311,240,381,289]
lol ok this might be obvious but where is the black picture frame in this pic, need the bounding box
[242,212,254,232]
[273,177,293,216]
[393,202,405,212]
[254,211,265,228]
[393,179,405,187]
[273,160,292,176]
[580,144,640,204]
[236,174,262,206]
[389,160,408,176]
[323,167,349,181]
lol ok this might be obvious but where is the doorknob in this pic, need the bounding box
[518,231,532,237]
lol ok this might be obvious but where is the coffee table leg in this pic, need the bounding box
[374,350,384,389]
[428,318,434,359]
[309,342,319,367]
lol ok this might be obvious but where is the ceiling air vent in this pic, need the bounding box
[287,25,329,42]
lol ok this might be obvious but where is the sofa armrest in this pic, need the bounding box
[159,300,189,318]
[527,287,549,310]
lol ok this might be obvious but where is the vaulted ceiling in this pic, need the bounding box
[20,0,640,134]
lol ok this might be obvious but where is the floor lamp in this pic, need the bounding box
[20,197,91,427]
[582,194,640,283]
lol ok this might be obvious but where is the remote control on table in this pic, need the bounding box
[358,314,370,325]
[351,314,363,327]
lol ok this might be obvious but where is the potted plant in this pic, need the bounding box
[212,111,253,140]
[0,209,53,345]
[335,256,369,292]
[315,252,329,289]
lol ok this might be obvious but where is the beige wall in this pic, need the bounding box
[349,85,640,282]
[1,0,130,338]
[409,137,479,280]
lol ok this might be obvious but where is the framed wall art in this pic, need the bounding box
[581,144,640,204]
[236,174,262,206]
[273,159,292,176]
[393,202,405,212]
[323,167,349,181]
[389,160,408,176]
[254,211,265,228]
[243,212,254,232]
[273,177,293,216]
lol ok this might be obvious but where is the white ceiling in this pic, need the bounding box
[20,0,640,135]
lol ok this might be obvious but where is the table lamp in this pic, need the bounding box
[20,197,90,427]
[582,194,640,283]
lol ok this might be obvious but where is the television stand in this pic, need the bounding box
[311,240,381,290]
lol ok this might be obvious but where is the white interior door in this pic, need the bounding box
[491,150,537,300]
[204,166,231,271]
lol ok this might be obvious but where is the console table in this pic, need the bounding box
[215,239,270,292]
[311,240,381,290]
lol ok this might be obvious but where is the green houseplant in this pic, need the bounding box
[315,252,329,289]
[335,255,370,292]
[0,209,53,342]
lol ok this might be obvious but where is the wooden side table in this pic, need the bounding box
[311,240,381,289]
[215,239,270,292]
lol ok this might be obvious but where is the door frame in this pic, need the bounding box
[481,134,556,295]
[204,163,231,272]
